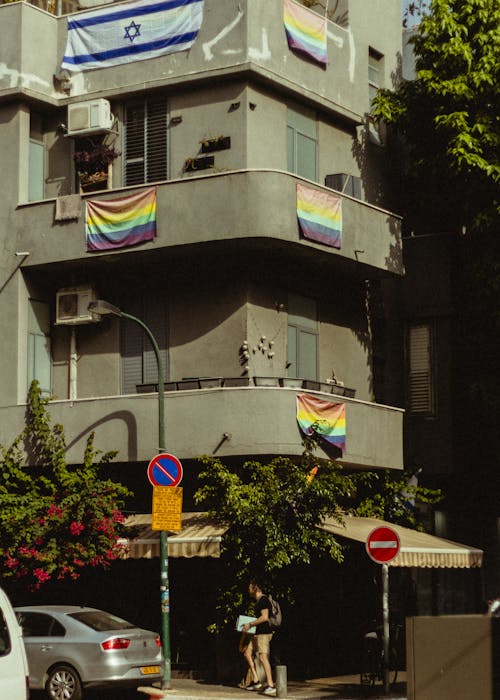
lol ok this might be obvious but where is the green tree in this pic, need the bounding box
[194,438,440,630]
[0,381,132,591]
[372,0,499,234]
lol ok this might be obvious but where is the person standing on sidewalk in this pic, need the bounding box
[241,580,276,696]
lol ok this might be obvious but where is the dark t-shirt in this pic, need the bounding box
[255,595,272,635]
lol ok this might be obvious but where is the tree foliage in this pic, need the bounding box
[194,438,441,630]
[0,381,132,591]
[372,0,499,233]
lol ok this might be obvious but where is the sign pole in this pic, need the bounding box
[122,311,171,691]
[382,563,390,695]
[365,526,400,696]
[160,530,171,689]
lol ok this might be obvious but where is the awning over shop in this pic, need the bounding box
[120,512,228,559]
[321,515,483,569]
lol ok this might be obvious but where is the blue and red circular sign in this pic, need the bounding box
[366,526,400,564]
[147,453,183,487]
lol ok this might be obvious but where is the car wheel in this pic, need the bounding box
[45,664,82,700]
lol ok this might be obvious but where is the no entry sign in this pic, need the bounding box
[147,453,183,487]
[366,526,400,564]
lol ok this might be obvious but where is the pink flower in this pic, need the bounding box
[69,521,85,536]
[112,510,125,523]
[33,568,51,583]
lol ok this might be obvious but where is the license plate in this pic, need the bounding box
[140,666,160,675]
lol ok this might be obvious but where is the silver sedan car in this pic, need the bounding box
[15,605,163,700]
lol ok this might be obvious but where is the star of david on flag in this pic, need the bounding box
[61,0,205,72]
[124,20,141,42]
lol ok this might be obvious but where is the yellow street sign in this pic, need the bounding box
[152,486,183,531]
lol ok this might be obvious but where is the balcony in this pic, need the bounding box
[17,169,403,277]
[0,0,370,121]
[0,385,404,471]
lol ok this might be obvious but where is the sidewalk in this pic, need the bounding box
[137,673,407,700]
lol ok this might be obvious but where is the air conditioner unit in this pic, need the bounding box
[67,99,114,137]
[55,286,98,325]
[325,173,362,200]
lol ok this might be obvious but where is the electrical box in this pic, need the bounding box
[67,99,114,137]
[55,286,98,325]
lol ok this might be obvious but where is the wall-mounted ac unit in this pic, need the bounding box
[325,173,362,200]
[55,286,98,325]
[67,99,114,137]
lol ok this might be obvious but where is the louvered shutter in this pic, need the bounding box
[121,295,168,394]
[408,324,434,414]
[124,97,168,186]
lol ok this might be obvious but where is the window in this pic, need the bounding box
[124,96,168,186]
[407,322,435,415]
[287,293,318,380]
[28,300,51,395]
[29,113,44,201]
[0,610,11,656]
[16,612,65,638]
[121,294,168,394]
[287,105,317,182]
[368,48,383,106]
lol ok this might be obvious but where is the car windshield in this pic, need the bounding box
[69,610,136,631]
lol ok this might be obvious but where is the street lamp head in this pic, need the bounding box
[88,299,123,317]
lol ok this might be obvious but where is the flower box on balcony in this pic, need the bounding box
[279,377,304,388]
[302,380,320,391]
[199,377,224,389]
[177,379,200,390]
[223,377,250,387]
[254,377,280,387]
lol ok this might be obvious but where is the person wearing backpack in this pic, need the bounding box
[241,580,278,696]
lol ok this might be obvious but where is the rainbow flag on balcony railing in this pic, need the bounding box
[283,0,328,66]
[85,187,157,252]
[296,183,342,248]
[296,393,346,452]
[61,0,204,72]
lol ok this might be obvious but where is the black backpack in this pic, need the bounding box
[267,595,282,630]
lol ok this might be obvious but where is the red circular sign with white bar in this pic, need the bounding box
[366,526,400,564]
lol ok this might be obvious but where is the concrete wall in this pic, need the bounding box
[0,388,404,469]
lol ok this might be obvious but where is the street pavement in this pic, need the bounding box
[69,673,407,700]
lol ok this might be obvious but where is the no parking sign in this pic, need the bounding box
[147,453,183,487]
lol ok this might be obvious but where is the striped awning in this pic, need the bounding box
[321,515,483,569]
[119,512,228,559]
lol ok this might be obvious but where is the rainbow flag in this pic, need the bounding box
[296,183,342,248]
[297,393,346,452]
[86,187,157,252]
[283,0,328,66]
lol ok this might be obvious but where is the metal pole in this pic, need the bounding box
[121,312,170,690]
[382,563,390,695]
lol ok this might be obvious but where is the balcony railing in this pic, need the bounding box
[136,376,356,398]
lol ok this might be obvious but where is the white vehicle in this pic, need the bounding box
[0,587,29,700]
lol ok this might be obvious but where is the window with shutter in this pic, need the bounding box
[407,323,435,415]
[124,96,168,186]
[120,295,168,394]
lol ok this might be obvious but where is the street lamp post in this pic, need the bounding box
[89,300,171,690]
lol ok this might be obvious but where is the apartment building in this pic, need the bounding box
[0,0,408,676]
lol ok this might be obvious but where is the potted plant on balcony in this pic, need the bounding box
[74,142,119,192]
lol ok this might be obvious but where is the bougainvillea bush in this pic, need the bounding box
[0,381,132,591]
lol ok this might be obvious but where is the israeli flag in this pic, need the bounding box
[62,0,204,72]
